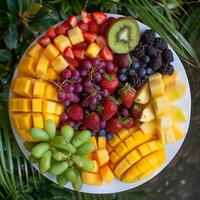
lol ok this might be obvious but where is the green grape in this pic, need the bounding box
[49,161,68,175]
[39,150,52,173]
[81,157,94,172]
[52,149,69,161]
[57,173,68,187]
[24,142,37,151]
[64,167,79,184]
[28,154,38,163]
[71,155,83,167]
[61,125,74,142]
[72,169,82,191]
[76,141,94,155]
[52,136,76,152]
[29,128,49,141]
[31,143,49,158]
[72,130,91,147]
[68,160,74,167]
[44,119,56,139]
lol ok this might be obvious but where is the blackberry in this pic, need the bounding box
[150,55,162,71]
[160,64,174,75]
[162,49,174,63]
[146,45,158,57]
[154,38,168,50]
[130,75,145,89]
[132,43,147,59]
[141,29,156,44]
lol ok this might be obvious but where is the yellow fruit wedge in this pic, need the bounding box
[140,103,155,122]
[135,83,150,104]
[165,81,186,102]
[153,95,170,116]
[171,106,187,122]
[173,123,185,141]
[162,71,179,86]
[140,120,157,134]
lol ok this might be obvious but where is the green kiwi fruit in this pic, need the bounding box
[107,17,140,54]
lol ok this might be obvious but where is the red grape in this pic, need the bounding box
[82,59,92,70]
[74,83,83,93]
[80,69,88,76]
[102,89,109,97]
[114,54,129,67]
[91,58,100,65]
[81,98,89,107]
[120,107,129,117]
[94,73,102,81]
[105,62,114,73]
[130,107,140,119]
[100,120,106,128]
[66,93,75,102]
[58,91,66,102]
[60,112,68,122]
[64,99,70,107]
[73,95,80,103]
[62,69,72,79]
[83,80,92,87]
[89,96,97,106]
[72,70,80,80]
[63,83,74,93]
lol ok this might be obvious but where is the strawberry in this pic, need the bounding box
[106,118,122,134]
[106,17,117,26]
[121,117,135,128]
[72,49,85,60]
[84,112,100,132]
[78,21,89,32]
[83,32,97,43]
[92,12,106,25]
[81,10,91,23]
[55,25,68,35]
[62,20,72,30]
[100,47,113,61]
[73,41,88,49]
[68,104,84,122]
[96,36,106,49]
[100,73,119,94]
[64,57,79,68]
[46,28,57,40]
[102,99,118,120]
[38,35,51,47]
[89,21,99,33]
[68,16,78,27]
[120,84,136,108]
[63,47,74,59]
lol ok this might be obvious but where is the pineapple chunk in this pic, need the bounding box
[173,123,185,141]
[140,120,157,134]
[51,55,68,73]
[140,103,155,122]
[156,113,172,129]
[149,79,165,98]
[54,35,71,52]
[85,42,101,58]
[149,73,162,83]
[171,106,187,122]
[165,81,186,102]
[43,44,60,61]
[163,71,179,86]
[135,83,150,104]
[157,129,166,144]
[164,128,176,144]
[153,95,170,116]
[27,43,43,60]
[35,57,49,78]
[68,26,84,45]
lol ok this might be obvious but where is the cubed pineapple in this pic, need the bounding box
[32,113,44,128]
[163,71,179,86]
[43,44,60,61]
[153,95,170,116]
[51,55,68,73]
[9,98,32,112]
[33,81,46,98]
[18,56,37,78]
[140,103,155,122]
[149,73,162,83]
[171,106,187,122]
[140,120,157,134]
[12,77,33,97]
[27,43,43,60]
[85,42,101,58]
[54,35,71,52]
[32,99,43,112]
[47,67,61,80]
[166,81,186,102]
[157,129,166,144]
[42,100,57,114]
[164,128,176,144]
[43,83,58,102]
[68,26,84,45]
[156,114,172,129]
[35,57,49,78]
[149,79,165,98]
[173,123,185,141]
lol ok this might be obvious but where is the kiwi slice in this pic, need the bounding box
[107,17,140,54]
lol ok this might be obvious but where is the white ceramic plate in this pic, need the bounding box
[9,14,191,194]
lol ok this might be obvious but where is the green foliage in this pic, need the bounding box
[0,0,199,199]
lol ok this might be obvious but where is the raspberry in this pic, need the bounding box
[154,38,168,50]
[141,29,156,44]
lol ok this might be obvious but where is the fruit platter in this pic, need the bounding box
[9,12,191,193]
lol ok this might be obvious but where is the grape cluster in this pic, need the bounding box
[25,120,95,191]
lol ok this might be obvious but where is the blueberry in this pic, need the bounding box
[146,67,154,75]
[119,74,127,82]
[139,68,146,77]
[129,69,136,76]
[140,63,147,68]
[142,55,150,63]
[106,133,113,141]
[99,129,106,136]
[131,61,140,70]
[119,68,128,74]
